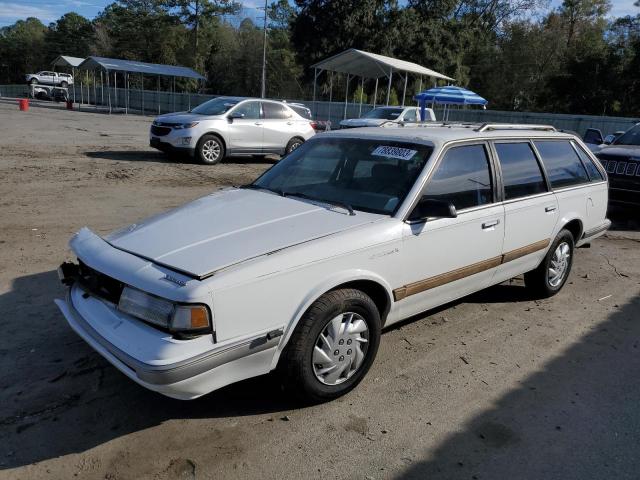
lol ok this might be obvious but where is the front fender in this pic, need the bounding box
[269,269,394,369]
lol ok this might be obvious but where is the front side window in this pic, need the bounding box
[252,138,433,215]
[231,101,261,119]
[494,142,547,200]
[534,141,590,188]
[422,144,493,210]
[403,109,417,122]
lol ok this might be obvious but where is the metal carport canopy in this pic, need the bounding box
[311,48,454,82]
[78,56,206,80]
[51,55,85,68]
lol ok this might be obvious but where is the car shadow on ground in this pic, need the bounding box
[396,294,640,480]
[608,205,640,232]
[84,150,278,165]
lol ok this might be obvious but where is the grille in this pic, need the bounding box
[77,261,124,304]
[151,125,171,136]
[598,158,640,178]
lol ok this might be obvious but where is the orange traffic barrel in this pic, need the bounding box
[18,99,29,111]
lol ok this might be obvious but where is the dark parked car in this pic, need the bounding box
[594,122,640,206]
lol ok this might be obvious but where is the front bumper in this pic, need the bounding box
[150,137,195,157]
[56,284,281,399]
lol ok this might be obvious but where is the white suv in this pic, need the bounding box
[57,123,609,402]
[150,97,316,164]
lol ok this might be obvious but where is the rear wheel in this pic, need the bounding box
[29,78,38,85]
[279,288,381,403]
[285,137,304,155]
[524,229,574,297]
[196,134,224,165]
[60,81,68,88]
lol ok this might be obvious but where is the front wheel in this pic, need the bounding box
[279,288,381,403]
[60,81,68,88]
[524,229,575,298]
[29,78,38,85]
[196,134,225,165]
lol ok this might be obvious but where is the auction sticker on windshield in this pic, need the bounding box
[371,145,417,160]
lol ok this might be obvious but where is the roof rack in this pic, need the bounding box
[476,123,557,132]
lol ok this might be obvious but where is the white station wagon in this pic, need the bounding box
[56,123,610,402]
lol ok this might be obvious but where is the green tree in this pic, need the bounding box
[45,13,93,59]
[0,18,48,83]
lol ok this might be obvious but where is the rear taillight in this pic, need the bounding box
[310,121,318,130]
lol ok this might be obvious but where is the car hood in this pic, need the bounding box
[105,189,380,279]
[597,145,640,158]
[339,118,390,128]
[154,112,212,124]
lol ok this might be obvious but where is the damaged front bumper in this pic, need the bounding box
[56,284,281,399]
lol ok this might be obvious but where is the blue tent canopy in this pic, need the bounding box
[414,86,487,121]
[414,86,487,106]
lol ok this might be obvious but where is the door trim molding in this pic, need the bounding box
[393,238,550,301]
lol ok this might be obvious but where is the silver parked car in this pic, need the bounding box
[150,97,316,164]
[25,71,73,87]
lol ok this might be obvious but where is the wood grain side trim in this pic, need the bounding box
[393,238,550,301]
[500,239,550,264]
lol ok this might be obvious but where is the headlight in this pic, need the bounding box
[174,122,199,130]
[118,286,211,334]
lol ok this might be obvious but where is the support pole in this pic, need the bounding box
[80,78,84,107]
[386,68,392,106]
[86,70,90,106]
[125,72,128,115]
[328,71,333,127]
[402,73,408,107]
[100,70,104,107]
[312,67,318,119]
[373,78,378,108]
[359,77,364,117]
[418,76,423,96]
[141,74,144,115]
[188,80,191,111]
[343,73,350,120]
[107,69,112,114]
[93,71,97,109]
[260,0,268,98]
[157,76,160,114]
[72,67,76,103]
[114,71,118,110]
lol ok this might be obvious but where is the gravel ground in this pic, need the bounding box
[1,99,639,480]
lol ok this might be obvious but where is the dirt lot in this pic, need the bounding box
[1,99,639,480]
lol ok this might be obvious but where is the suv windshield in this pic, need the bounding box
[363,108,404,120]
[191,97,241,115]
[613,124,640,146]
[251,138,432,215]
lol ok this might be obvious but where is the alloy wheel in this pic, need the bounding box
[548,241,571,287]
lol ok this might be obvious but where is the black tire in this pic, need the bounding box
[60,81,68,88]
[279,288,381,403]
[29,78,38,85]
[524,229,575,298]
[285,137,304,155]
[196,134,225,165]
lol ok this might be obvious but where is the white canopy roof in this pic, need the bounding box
[51,55,85,68]
[311,48,454,81]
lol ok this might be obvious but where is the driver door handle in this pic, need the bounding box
[482,219,500,229]
[545,205,557,213]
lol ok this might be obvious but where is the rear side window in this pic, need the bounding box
[534,141,590,188]
[572,142,604,181]
[263,102,291,119]
[494,142,547,200]
[423,144,493,210]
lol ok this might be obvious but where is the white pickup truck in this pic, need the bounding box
[25,71,74,87]
[340,106,436,129]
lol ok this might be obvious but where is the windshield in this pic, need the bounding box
[614,124,640,146]
[363,108,404,120]
[191,97,240,115]
[251,137,433,215]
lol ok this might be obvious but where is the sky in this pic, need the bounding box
[0,0,637,27]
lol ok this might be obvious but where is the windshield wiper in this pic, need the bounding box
[282,191,355,216]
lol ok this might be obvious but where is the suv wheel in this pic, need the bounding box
[29,78,38,85]
[279,288,381,403]
[285,137,304,155]
[524,229,574,297]
[197,134,224,165]
[60,81,68,88]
